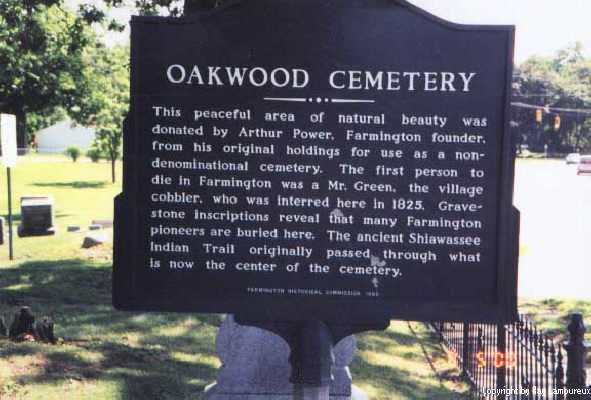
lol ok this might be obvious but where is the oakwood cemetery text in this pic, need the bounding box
[114,0,518,324]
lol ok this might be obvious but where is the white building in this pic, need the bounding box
[35,120,96,154]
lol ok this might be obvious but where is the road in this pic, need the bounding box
[514,159,591,300]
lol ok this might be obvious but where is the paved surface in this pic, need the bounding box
[514,159,591,300]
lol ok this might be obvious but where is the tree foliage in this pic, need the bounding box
[103,0,221,16]
[512,43,591,152]
[65,145,81,162]
[0,0,100,146]
[83,44,130,183]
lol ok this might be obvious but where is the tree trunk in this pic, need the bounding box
[15,109,27,152]
[111,157,116,184]
[574,131,581,151]
[184,0,218,14]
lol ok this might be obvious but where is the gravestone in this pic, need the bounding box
[17,196,55,237]
[92,219,113,228]
[114,0,519,396]
[82,233,108,249]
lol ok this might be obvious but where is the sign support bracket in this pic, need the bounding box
[236,317,389,399]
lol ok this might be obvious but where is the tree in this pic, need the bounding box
[83,44,129,183]
[27,107,68,134]
[65,146,81,162]
[103,0,220,16]
[0,1,103,148]
[513,43,591,152]
[84,0,222,184]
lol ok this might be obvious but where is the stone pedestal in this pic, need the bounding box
[205,315,367,400]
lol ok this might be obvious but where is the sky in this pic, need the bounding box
[408,0,591,62]
[79,0,591,64]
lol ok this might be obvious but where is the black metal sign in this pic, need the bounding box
[114,0,519,324]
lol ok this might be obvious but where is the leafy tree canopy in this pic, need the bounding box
[513,43,591,152]
[82,44,130,182]
[102,0,220,17]
[0,0,108,146]
[515,43,591,106]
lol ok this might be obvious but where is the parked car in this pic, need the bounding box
[566,153,581,164]
[577,155,591,175]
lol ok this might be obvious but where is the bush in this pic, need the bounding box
[65,146,82,162]
[86,148,103,163]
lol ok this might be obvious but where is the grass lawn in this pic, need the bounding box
[0,154,121,264]
[519,298,591,368]
[0,155,469,399]
[0,263,467,399]
[519,298,591,347]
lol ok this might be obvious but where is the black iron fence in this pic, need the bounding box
[433,313,590,400]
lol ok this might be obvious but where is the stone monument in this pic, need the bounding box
[18,195,55,237]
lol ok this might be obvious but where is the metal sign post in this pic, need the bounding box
[115,1,520,397]
[1,113,17,260]
[6,167,13,260]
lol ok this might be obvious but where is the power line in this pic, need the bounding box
[512,93,557,98]
[511,101,591,116]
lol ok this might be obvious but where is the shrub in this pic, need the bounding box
[65,146,82,162]
[86,148,103,163]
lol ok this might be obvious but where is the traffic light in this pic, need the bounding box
[535,109,543,123]
[554,115,561,131]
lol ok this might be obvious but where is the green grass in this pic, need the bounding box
[0,154,121,264]
[0,155,469,399]
[0,260,467,399]
[519,298,591,366]
[0,260,222,399]
[515,151,567,161]
[354,322,469,399]
[519,298,591,340]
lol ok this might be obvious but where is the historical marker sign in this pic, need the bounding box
[114,0,519,323]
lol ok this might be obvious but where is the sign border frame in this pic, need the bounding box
[113,0,519,324]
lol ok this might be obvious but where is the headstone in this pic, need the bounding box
[17,196,55,237]
[7,307,56,344]
[88,224,102,231]
[67,225,81,232]
[82,233,107,249]
[0,216,4,245]
[9,307,35,339]
[91,219,113,228]
[34,316,57,344]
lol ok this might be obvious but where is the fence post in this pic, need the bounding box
[496,323,507,400]
[564,313,587,400]
[556,348,565,399]
[462,322,470,377]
